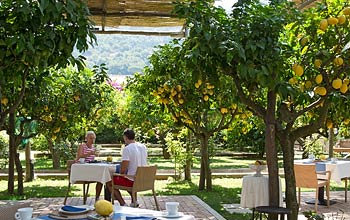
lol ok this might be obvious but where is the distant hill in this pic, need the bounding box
[76,34,173,75]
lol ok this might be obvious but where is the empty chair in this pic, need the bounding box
[63,160,96,205]
[111,165,160,210]
[294,163,331,212]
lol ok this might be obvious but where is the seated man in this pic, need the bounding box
[107,128,148,206]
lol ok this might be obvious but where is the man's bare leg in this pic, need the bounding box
[95,182,103,201]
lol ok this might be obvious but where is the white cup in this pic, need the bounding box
[331,158,338,164]
[166,202,179,216]
[15,207,33,220]
[79,158,85,163]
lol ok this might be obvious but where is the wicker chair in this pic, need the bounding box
[63,160,96,205]
[111,165,160,210]
[294,163,331,212]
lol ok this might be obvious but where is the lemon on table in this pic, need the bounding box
[95,200,113,217]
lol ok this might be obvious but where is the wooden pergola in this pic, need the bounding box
[87,0,186,37]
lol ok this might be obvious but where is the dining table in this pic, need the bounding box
[240,175,283,208]
[294,159,350,205]
[70,162,118,185]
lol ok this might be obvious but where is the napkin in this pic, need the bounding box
[61,205,87,212]
[37,215,86,220]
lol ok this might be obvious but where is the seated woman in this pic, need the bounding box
[75,131,103,201]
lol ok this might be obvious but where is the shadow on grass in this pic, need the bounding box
[0,184,81,200]
[158,180,251,220]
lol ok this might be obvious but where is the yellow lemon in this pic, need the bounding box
[343,7,350,15]
[53,127,60,133]
[1,97,8,106]
[61,115,67,122]
[107,156,113,162]
[203,95,209,101]
[320,19,328,31]
[315,74,323,84]
[326,120,333,129]
[157,87,164,93]
[314,59,322,68]
[195,82,200,88]
[305,80,312,89]
[95,200,113,217]
[344,119,350,125]
[52,135,57,141]
[327,17,338,25]
[293,64,304,76]
[344,78,350,85]
[338,15,346,24]
[178,99,184,104]
[220,108,228,114]
[176,85,182,92]
[73,95,80,101]
[300,37,308,46]
[332,78,342,89]
[334,57,344,66]
[340,84,348,94]
[197,79,202,86]
[289,77,297,85]
[314,86,327,96]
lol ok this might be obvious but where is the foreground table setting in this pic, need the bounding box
[32,204,195,220]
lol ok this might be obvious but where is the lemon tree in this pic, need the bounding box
[0,0,95,195]
[172,0,350,219]
[130,40,247,190]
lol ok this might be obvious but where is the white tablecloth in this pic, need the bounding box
[114,206,195,220]
[70,163,116,184]
[326,160,350,184]
[295,159,350,185]
[240,175,283,208]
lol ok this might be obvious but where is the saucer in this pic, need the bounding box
[161,212,183,218]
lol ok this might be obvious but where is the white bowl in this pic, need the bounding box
[249,164,266,177]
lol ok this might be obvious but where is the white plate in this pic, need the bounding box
[58,205,91,215]
[161,212,183,218]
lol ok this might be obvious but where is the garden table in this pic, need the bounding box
[240,175,283,208]
[294,159,350,205]
[70,163,117,185]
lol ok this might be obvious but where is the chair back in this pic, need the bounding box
[132,166,157,191]
[66,160,76,175]
[294,163,318,188]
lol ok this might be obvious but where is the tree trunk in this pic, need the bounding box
[198,134,212,190]
[48,139,60,169]
[328,128,334,158]
[280,135,298,220]
[7,112,15,194]
[25,142,33,182]
[265,91,279,220]
[184,134,192,181]
[15,152,24,195]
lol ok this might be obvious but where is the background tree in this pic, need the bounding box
[0,0,95,195]
[172,0,350,219]
[131,41,246,190]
